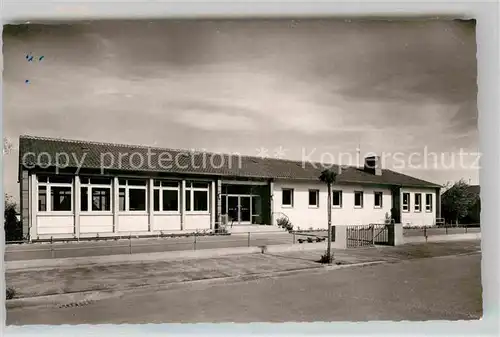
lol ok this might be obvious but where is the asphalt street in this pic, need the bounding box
[7,252,482,324]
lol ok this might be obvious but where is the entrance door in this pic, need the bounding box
[239,196,251,223]
[227,196,239,224]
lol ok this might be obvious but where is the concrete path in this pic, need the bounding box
[7,252,482,324]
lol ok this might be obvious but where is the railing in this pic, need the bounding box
[4,230,303,261]
[403,224,480,238]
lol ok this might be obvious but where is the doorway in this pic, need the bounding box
[224,195,253,225]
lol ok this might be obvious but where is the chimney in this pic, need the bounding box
[364,156,382,176]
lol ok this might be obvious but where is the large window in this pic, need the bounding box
[185,181,209,212]
[414,193,422,212]
[354,191,364,208]
[425,193,433,212]
[37,175,73,212]
[153,180,180,212]
[332,190,342,208]
[402,192,410,212]
[119,179,147,212]
[374,192,383,209]
[308,189,319,207]
[80,177,112,212]
[282,188,294,207]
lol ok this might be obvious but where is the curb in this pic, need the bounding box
[6,259,385,310]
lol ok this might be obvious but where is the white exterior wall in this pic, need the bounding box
[118,214,150,233]
[80,215,114,234]
[273,180,393,229]
[400,187,437,226]
[30,175,216,239]
[37,215,74,235]
[154,215,182,231]
[184,214,211,230]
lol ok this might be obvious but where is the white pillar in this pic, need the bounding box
[74,175,81,238]
[181,180,186,230]
[113,176,119,233]
[30,173,37,240]
[210,180,216,229]
[148,178,154,232]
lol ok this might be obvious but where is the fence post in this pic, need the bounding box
[247,232,251,247]
[292,232,295,244]
[129,236,132,254]
[465,224,468,234]
[445,226,448,235]
[372,225,375,245]
[50,243,55,258]
[424,226,427,241]
[194,232,197,251]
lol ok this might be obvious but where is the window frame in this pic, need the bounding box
[185,181,210,213]
[425,193,433,212]
[80,176,113,214]
[414,193,422,212]
[402,192,410,212]
[308,189,320,208]
[281,188,294,208]
[374,191,383,209]
[153,179,181,214]
[332,190,343,208]
[37,175,73,214]
[118,178,148,213]
[354,191,364,209]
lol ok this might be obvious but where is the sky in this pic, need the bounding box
[3,19,478,201]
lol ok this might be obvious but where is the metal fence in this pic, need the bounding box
[5,230,308,261]
[346,224,390,248]
[403,224,480,238]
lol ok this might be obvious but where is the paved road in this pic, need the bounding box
[7,252,482,324]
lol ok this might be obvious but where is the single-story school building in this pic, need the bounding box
[18,135,442,241]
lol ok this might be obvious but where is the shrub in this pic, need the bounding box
[276,217,293,231]
[4,194,22,242]
[318,252,334,264]
[276,217,289,227]
[307,237,313,243]
[6,287,16,300]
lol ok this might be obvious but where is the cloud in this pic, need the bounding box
[175,110,257,131]
[2,19,479,201]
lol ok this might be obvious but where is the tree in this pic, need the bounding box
[441,179,479,225]
[4,194,22,241]
[319,169,338,264]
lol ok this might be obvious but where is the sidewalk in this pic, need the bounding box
[6,240,481,310]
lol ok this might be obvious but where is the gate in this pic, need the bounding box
[346,224,390,248]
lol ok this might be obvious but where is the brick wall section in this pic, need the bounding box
[20,170,30,240]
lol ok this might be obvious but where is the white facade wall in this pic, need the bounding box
[400,187,438,226]
[37,215,74,235]
[80,215,114,234]
[184,214,211,230]
[29,172,439,240]
[30,174,214,240]
[153,215,182,231]
[273,180,436,229]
